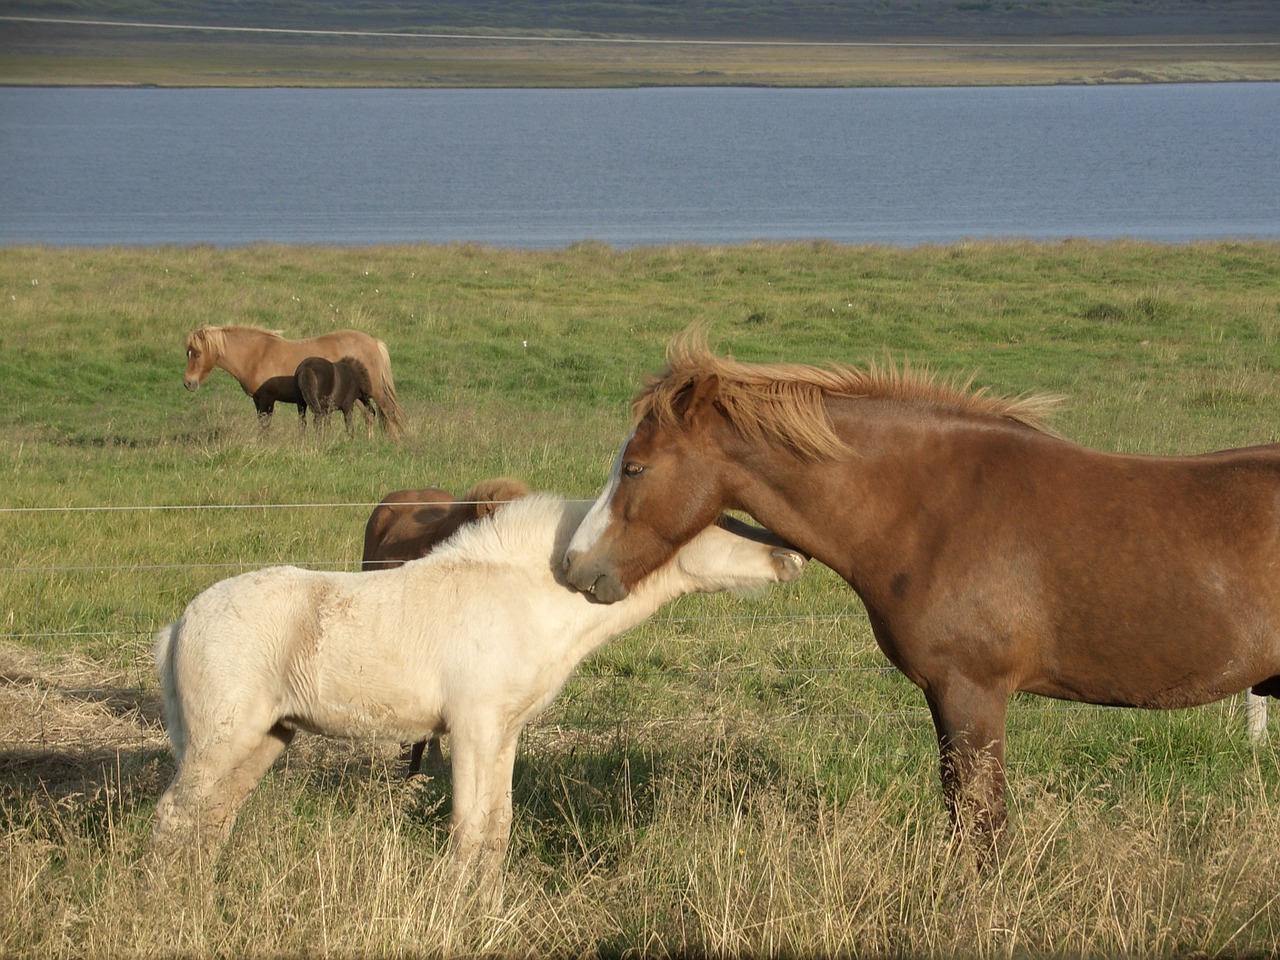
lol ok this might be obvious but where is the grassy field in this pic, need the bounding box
[2,239,1280,957]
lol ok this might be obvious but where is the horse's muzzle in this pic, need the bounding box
[563,552,630,603]
[183,378,200,393]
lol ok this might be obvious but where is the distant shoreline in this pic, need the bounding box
[3,15,1279,87]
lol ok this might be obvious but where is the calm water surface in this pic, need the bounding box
[1,84,1277,247]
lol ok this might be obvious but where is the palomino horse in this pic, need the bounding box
[183,325,403,437]
[362,476,532,774]
[564,330,1280,852]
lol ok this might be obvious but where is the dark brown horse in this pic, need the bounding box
[250,375,306,426]
[296,356,375,435]
[362,477,532,773]
[564,330,1280,851]
[183,325,403,437]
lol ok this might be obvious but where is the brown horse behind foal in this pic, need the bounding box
[564,330,1280,852]
[183,325,403,437]
[362,476,532,774]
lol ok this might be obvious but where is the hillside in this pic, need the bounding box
[6,0,1279,41]
[3,0,1278,86]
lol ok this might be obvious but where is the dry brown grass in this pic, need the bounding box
[3,640,1278,959]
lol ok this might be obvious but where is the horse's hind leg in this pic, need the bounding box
[153,721,295,864]
[403,736,445,776]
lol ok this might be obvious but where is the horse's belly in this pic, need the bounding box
[289,700,440,740]
[1022,649,1270,709]
[284,670,443,741]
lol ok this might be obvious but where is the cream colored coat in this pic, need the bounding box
[153,494,805,880]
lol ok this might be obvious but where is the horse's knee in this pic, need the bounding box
[927,685,1010,846]
[151,786,186,854]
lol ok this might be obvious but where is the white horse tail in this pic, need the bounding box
[374,339,404,437]
[154,620,187,762]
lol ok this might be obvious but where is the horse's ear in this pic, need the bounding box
[673,374,721,423]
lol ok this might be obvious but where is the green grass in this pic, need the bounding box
[2,239,1280,957]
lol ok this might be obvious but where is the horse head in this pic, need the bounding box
[564,377,730,602]
[183,326,221,391]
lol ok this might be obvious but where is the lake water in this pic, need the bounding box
[1,84,1278,248]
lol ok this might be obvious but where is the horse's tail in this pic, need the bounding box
[154,620,187,762]
[373,339,404,437]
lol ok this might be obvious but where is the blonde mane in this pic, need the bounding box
[634,328,1062,460]
[187,324,286,360]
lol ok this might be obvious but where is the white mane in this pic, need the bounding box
[424,493,589,576]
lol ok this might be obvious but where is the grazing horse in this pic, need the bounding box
[296,356,375,435]
[564,329,1280,853]
[362,476,532,773]
[183,325,403,437]
[152,494,805,887]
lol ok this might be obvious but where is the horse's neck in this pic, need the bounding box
[550,576,671,673]
[216,331,270,395]
[728,402,947,588]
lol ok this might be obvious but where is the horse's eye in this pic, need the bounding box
[622,461,646,478]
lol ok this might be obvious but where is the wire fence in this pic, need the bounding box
[0,500,1270,757]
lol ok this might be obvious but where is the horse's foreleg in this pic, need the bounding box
[924,679,1010,859]
[446,722,518,898]
[481,735,518,870]
[254,397,275,430]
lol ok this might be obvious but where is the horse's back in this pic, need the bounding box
[362,487,456,569]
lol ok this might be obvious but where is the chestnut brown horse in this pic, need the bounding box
[183,325,403,437]
[564,330,1280,852]
[362,477,532,572]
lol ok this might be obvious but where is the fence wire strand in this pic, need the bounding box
[1,499,1269,754]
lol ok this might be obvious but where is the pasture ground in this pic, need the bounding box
[2,239,1280,957]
